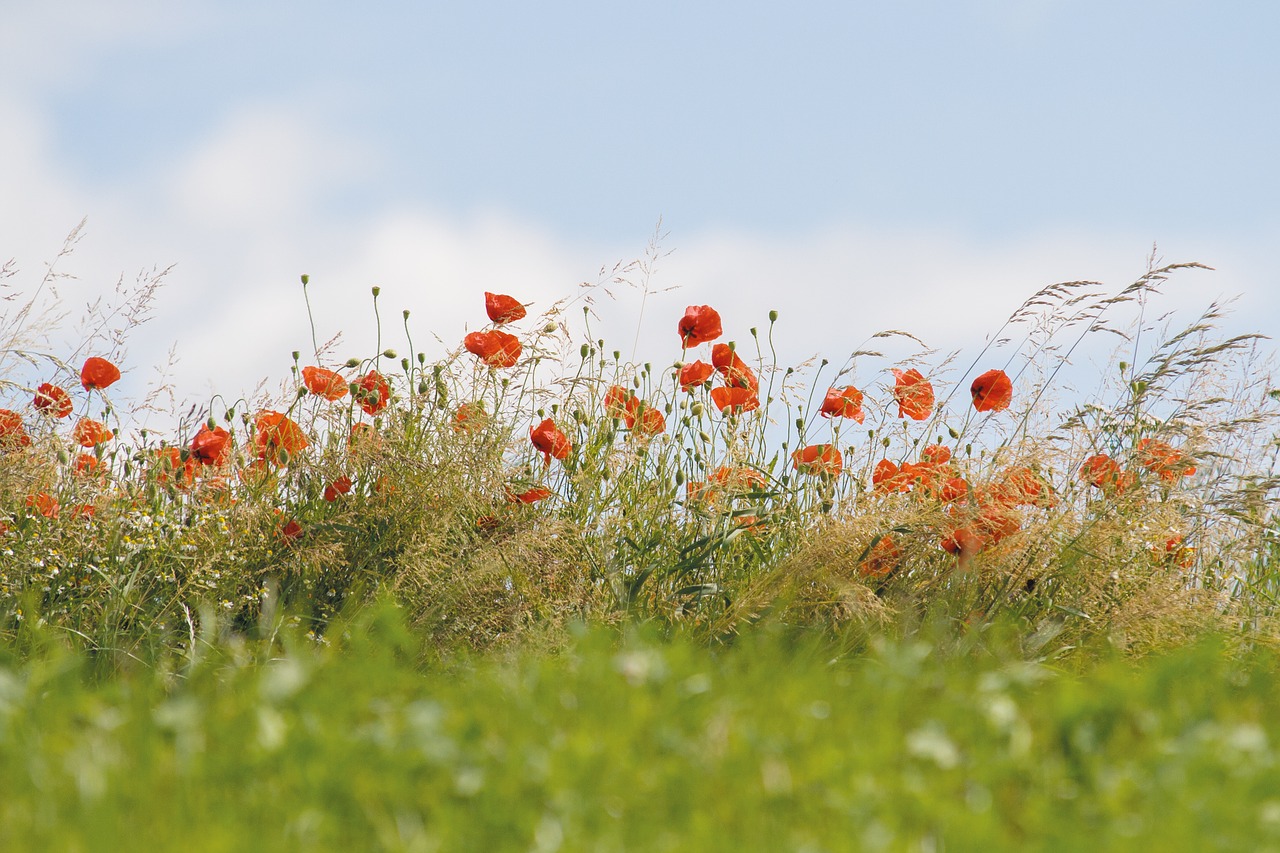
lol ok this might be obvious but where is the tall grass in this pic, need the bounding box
[1,229,1278,663]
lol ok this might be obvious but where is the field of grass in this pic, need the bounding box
[2,609,1280,851]
[2,232,1280,848]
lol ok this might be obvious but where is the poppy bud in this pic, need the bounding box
[301,274,310,285]
[418,381,429,395]
[699,431,711,444]
[57,448,70,464]
[292,351,300,362]
[296,388,308,399]
[225,410,234,421]
[401,358,410,371]
[419,353,427,364]
[371,286,381,297]
[207,417,217,430]
[882,437,891,447]
[675,470,685,486]
[542,322,557,334]
[403,309,410,320]
[948,426,960,439]
[613,350,621,362]
[345,358,361,368]
[750,327,758,337]
[1119,361,1128,372]
[965,443,973,456]
[382,349,397,359]
[795,418,804,429]
[690,402,704,417]
[769,310,778,323]
[581,344,590,359]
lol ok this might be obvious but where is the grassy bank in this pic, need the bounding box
[0,609,1278,851]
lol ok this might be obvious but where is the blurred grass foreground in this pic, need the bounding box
[2,228,1280,849]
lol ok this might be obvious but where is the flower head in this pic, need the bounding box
[679,360,715,391]
[484,292,527,324]
[255,411,309,466]
[190,425,232,466]
[302,366,348,401]
[678,305,723,348]
[0,409,31,451]
[1137,438,1196,482]
[792,443,843,477]
[820,386,865,422]
[860,535,901,579]
[73,418,113,448]
[464,330,522,368]
[324,475,353,502]
[891,368,934,421]
[33,383,73,418]
[80,357,121,392]
[354,370,391,416]
[711,343,758,391]
[530,418,572,463]
[970,369,1013,412]
[507,485,551,504]
[710,385,759,415]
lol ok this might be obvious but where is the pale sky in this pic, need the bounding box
[2,1,1277,422]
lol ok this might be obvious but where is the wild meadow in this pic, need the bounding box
[2,229,1280,849]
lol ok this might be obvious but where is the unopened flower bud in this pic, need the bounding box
[542,322,557,334]
[345,357,361,368]
[690,401,704,417]
[57,448,70,465]
[581,344,591,359]
[403,309,410,320]
[769,310,778,323]
[292,351,300,362]
[401,358,410,371]
[382,349,397,359]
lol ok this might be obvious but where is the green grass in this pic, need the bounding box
[1,607,1279,852]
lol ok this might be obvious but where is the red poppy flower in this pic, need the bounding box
[860,535,901,579]
[792,443,843,477]
[302,366,348,401]
[324,475,353,502]
[1156,534,1195,568]
[820,386,865,422]
[970,369,1013,413]
[71,503,95,520]
[941,524,984,557]
[485,292,527,324]
[74,453,100,476]
[453,403,489,433]
[154,446,198,488]
[530,418,572,463]
[940,476,968,503]
[1080,453,1133,493]
[710,466,768,492]
[920,444,952,466]
[711,344,758,391]
[872,458,910,493]
[891,368,934,420]
[80,357,121,391]
[988,466,1046,508]
[349,422,381,454]
[280,519,303,542]
[0,409,31,451]
[635,404,666,436]
[190,425,232,466]
[899,460,940,493]
[354,370,391,415]
[678,305,723,348]
[73,418,113,448]
[33,383,73,418]
[1137,438,1196,481]
[604,385,638,425]
[464,329,522,368]
[255,411,309,465]
[507,485,552,504]
[710,385,760,415]
[679,361,715,391]
[25,493,59,519]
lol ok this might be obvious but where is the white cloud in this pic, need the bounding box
[1,88,1274,436]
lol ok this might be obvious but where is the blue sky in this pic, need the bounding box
[2,1,1277,416]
